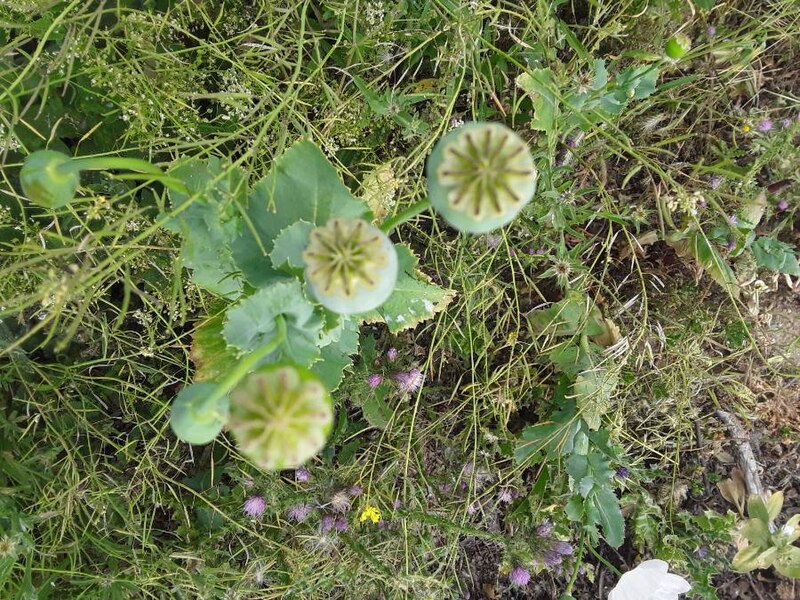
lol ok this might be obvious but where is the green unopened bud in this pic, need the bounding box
[170,382,229,445]
[427,122,537,233]
[228,365,333,470]
[303,218,398,314]
[665,34,692,60]
[20,150,80,208]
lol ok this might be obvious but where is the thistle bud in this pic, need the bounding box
[303,218,398,314]
[20,150,80,209]
[426,122,537,233]
[228,365,333,470]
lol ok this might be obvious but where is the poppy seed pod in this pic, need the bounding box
[170,383,229,445]
[20,150,80,209]
[665,34,692,60]
[228,365,333,471]
[303,218,398,314]
[427,122,537,233]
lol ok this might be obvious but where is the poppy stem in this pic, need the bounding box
[380,198,432,234]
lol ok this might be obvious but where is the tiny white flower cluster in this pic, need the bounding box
[365,2,386,30]
[665,190,703,217]
[0,0,40,13]
[448,117,465,131]
[0,204,12,225]
[131,309,153,327]
[0,122,21,153]
[218,70,255,123]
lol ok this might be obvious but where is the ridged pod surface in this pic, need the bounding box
[20,151,80,209]
[303,218,398,314]
[228,365,333,470]
[427,122,537,233]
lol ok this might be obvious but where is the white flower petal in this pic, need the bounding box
[609,560,691,600]
[655,573,692,595]
[638,559,670,573]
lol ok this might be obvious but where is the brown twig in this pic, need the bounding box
[716,409,764,497]
[748,574,768,600]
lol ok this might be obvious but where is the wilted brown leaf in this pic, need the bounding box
[718,468,748,514]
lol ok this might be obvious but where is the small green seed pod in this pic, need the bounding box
[170,382,229,445]
[19,150,80,209]
[427,122,537,234]
[228,365,333,470]
[303,218,398,314]
[665,34,691,60]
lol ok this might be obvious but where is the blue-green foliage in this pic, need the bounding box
[164,140,450,448]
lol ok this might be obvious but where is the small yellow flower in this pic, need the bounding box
[359,505,382,524]
[742,124,752,133]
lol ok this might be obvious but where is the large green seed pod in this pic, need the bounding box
[427,122,537,233]
[170,382,229,445]
[20,150,80,209]
[228,365,333,470]
[303,218,398,315]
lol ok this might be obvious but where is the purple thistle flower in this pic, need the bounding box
[696,546,709,558]
[615,467,630,479]
[552,541,574,556]
[295,467,310,482]
[781,118,793,129]
[535,520,553,537]
[286,503,312,522]
[349,485,363,497]
[334,516,349,532]
[386,347,398,361]
[367,373,382,388]
[394,368,424,393]
[543,550,563,566]
[709,175,723,190]
[757,119,773,132]
[320,514,336,532]
[706,25,716,37]
[777,199,789,211]
[509,567,531,587]
[243,495,266,518]
[392,498,402,509]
